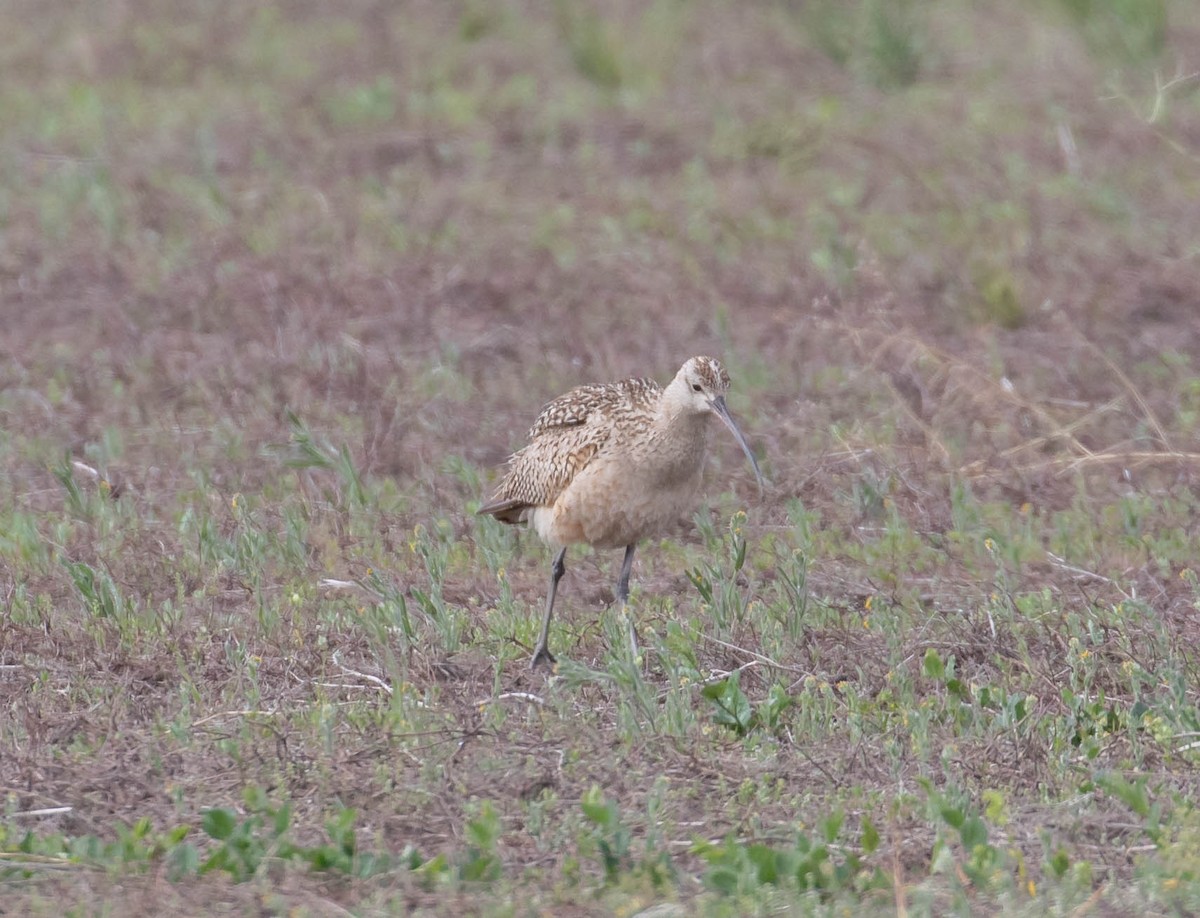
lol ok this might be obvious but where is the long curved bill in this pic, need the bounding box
[711,395,765,495]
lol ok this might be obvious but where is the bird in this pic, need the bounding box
[478,356,764,670]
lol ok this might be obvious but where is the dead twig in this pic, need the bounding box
[331,649,393,695]
[474,691,545,707]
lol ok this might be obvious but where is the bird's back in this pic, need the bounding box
[479,376,661,523]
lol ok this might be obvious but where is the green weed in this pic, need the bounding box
[1055,0,1167,63]
[792,0,926,89]
[555,0,623,90]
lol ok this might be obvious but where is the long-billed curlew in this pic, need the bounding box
[478,356,764,669]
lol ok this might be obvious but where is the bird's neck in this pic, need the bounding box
[649,387,710,480]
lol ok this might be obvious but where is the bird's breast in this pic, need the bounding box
[539,421,710,549]
[633,419,709,487]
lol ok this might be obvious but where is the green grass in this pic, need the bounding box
[3,0,1200,914]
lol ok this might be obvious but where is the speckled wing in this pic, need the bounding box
[478,377,661,525]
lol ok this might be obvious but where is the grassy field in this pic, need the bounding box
[2,0,1200,914]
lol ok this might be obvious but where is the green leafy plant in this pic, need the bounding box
[459,801,502,882]
[686,512,753,630]
[1096,772,1164,845]
[63,558,127,619]
[701,672,793,737]
[197,790,396,881]
[696,810,885,896]
[580,785,633,883]
[280,411,367,509]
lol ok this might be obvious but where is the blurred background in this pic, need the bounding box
[3,0,1197,494]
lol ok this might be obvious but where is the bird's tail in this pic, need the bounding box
[476,497,530,525]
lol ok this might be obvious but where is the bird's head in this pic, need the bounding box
[673,356,764,493]
[676,356,731,412]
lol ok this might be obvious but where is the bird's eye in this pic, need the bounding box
[691,383,703,393]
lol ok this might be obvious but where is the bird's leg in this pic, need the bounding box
[531,547,567,670]
[616,544,639,661]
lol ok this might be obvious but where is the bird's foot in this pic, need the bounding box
[529,645,557,671]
